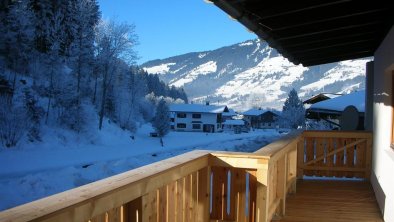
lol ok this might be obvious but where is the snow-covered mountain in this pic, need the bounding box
[142,39,370,111]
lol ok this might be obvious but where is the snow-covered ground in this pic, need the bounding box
[0,121,281,211]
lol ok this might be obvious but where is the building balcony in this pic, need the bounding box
[0,131,382,222]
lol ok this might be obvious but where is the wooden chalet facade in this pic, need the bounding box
[243,109,279,129]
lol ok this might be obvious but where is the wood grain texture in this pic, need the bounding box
[274,180,383,222]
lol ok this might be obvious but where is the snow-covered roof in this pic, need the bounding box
[303,93,342,104]
[223,119,245,125]
[223,109,237,116]
[169,104,227,114]
[310,90,365,112]
[243,109,265,116]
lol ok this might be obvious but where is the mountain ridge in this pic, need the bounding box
[142,39,370,111]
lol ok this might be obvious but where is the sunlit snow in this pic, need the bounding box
[143,62,176,74]
[300,59,370,93]
[170,61,217,87]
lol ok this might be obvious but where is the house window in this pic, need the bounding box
[177,123,186,128]
[192,124,201,129]
[170,118,174,122]
[171,125,174,130]
[177,113,186,118]
[192,113,201,119]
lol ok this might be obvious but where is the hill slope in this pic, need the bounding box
[142,39,370,111]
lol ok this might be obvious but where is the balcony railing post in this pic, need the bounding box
[296,135,304,179]
[276,154,288,217]
[197,167,210,222]
[255,162,269,222]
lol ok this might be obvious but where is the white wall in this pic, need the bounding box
[372,25,394,221]
[173,112,221,132]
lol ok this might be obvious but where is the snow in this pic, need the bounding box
[170,61,217,87]
[239,41,253,47]
[214,56,308,110]
[243,108,265,116]
[198,53,207,58]
[223,119,244,125]
[0,121,281,210]
[169,104,226,113]
[300,59,370,93]
[223,108,237,117]
[310,90,365,112]
[143,63,176,74]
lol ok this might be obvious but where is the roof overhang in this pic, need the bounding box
[210,0,394,66]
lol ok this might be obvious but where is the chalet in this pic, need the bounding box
[169,104,228,132]
[2,1,393,222]
[306,90,365,130]
[243,109,279,129]
[303,93,342,108]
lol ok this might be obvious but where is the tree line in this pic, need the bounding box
[0,0,187,148]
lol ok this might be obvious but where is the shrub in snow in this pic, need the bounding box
[0,97,29,148]
[152,99,170,146]
[306,119,336,130]
[24,89,44,142]
[281,89,305,129]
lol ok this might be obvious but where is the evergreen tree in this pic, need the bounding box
[281,88,305,129]
[152,99,170,147]
[68,0,99,94]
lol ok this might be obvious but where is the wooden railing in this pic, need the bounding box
[298,131,373,179]
[0,130,373,222]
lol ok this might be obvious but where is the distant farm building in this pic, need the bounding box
[243,109,279,129]
[169,104,229,132]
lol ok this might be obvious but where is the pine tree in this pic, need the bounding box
[68,0,99,94]
[4,0,35,88]
[152,99,170,147]
[281,89,305,129]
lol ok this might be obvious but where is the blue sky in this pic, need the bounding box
[98,0,256,64]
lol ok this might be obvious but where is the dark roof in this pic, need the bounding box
[210,0,394,66]
[303,93,342,104]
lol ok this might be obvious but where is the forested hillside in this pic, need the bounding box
[0,0,187,148]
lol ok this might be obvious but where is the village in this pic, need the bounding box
[165,89,365,135]
[0,0,393,221]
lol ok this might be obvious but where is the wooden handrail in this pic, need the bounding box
[0,130,372,222]
[0,150,211,222]
[304,138,367,165]
[298,130,373,179]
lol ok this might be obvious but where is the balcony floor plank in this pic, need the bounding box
[274,179,383,222]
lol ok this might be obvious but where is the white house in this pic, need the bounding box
[169,104,229,132]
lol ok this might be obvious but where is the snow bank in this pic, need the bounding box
[0,122,281,210]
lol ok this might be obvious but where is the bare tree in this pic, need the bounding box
[94,19,138,130]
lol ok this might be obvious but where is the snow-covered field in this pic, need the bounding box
[0,122,281,211]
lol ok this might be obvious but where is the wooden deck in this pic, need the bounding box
[275,179,383,222]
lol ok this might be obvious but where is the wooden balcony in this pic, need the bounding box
[0,131,383,222]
